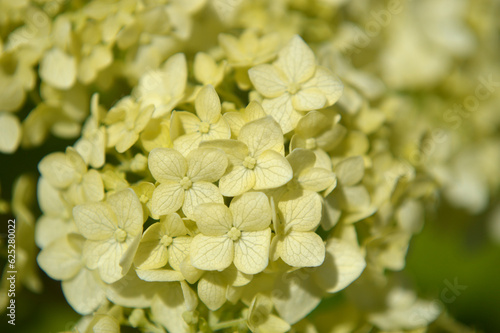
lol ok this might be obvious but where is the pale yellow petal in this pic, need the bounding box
[148,148,187,182]
[275,35,315,84]
[278,191,322,232]
[219,165,256,197]
[279,231,325,267]
[151,182,184,216]
[183,182,224,218]
[239,116,284,156]
[195,85,221,123]
[253,150,293,190]
[186,147,228,182]
[190,234,233,271]
[230,192,272,231]
[198,272,227,310]
[248,64,287,98]
[192,203,232,235]
[234,229,271,274]
[0,113,21,154]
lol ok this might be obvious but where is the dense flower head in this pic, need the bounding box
[0,0,498,332]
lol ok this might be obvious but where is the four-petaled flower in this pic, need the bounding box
[170,85,230,155]
[148,147,228,217]
[73,189,143,283]
[271,191,326,267]
[190,192,272,274]
[201,116,293,197]
[249,35,343,134]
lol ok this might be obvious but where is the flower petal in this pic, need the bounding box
[253,150,293,190]
[234,229,271,274]
[151,182,184,216]
[190,234,233,271]
[148,148,187,182]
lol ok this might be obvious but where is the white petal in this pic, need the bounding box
[230,192,272,231]
[0,113,21,154]
[198,272,227,310]
[253,150,293,190]
[151,182,184,216]
[313,238,366,293]
[278,231,325,267]
[190,234,233,271]
[186,147,228,182]
[239,116,284,156]
[248,64,287,98]
[62,269,105,315]
[275,35,316,83]
[148,148,187,182]
[234,229,271,274]
[183,182,224,218]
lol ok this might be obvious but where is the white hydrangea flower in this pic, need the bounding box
[170,84,231,156]
[73,189,143,283]
[190,192,272,274]
[271,191,325,267]
[201,116,293,197]
[148,147,228,217]
[37,234,106,314]
[134,213,191,271]
[249,35,343,133]
[134,53,187,119]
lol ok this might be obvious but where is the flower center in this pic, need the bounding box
[243,156,256,170]
[160,235,173,247]
[114,228,127,243]
[305,138,317,150]
[180,176,192,190]
[199,122,210,134]
[287,82,301,95]
[227,227,241,241]
[139,194,149,204]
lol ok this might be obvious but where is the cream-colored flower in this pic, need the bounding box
[134,53,187,119]
[201,116,292,197]
[190,192,272,274]
[105,96,154,153]
[249,35,343,133]
[290,110,347,168]
[271,191,325,267]
[37,234,106,314]
[222,100,267,138]
[170,84,231,155]
[247,294,290,333]
[73,189,143,283]
[134,213,191,271]
[38,147,104,204]
[148,147,227,217]
[219,30,280,68]
[193,52,226,87]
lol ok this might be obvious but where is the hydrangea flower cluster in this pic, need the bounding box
[1,0,499,332]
